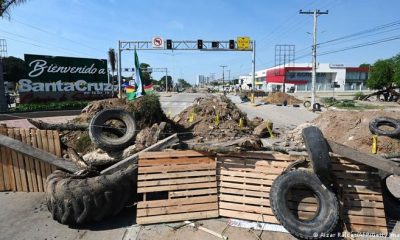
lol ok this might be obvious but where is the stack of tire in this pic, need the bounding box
[46,109,138,225]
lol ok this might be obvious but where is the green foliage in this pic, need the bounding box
[367,59,394,89]
[320,97,337,105]
[11,101,89,112]
[3,56,26,83]
[159,75,173,88]
[177,78,192,88]
[353,92,365,100]
[140,63,152,85]
[127,94,165,129]
[359,63,371,68]
[0,0,26,17]
[74,132,92,153]
[334,100,356,108]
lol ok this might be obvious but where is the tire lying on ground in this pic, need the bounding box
[45,165,138,225]
[380,174,400,220]
[89,109,137,151]
[369,117,400,137]
[302,126,332,179]
[270,170,339,239]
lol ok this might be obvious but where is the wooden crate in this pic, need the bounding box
[217,152,388,235]
[0,126,60,192]
[136,150,219,224]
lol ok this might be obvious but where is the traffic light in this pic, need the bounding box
[212,41,219,48]
[197,39,203,49]
[229,40,235,49]
[166,39,172,49]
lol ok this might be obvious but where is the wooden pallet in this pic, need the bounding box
[0,126,60,192]
[136,150,219,224]
[217,152,388,235]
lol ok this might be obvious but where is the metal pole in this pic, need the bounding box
[0,59,7,112]
[252,40,256,103]
[220,65,227,95]
[311,10,317,106]
[107,68,110,84]
[118,40,122,98]
[165,68,168,92]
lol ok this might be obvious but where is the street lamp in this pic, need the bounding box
[220,65,227,95]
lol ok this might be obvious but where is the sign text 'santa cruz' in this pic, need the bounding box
[18,79,115,92]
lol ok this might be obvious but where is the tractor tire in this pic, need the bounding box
[303,101,311,108]
[302,126,332,179]
[270,170,339,239]
[312,103,321,112]
[380,174,400,220]
[45,165,138,225]
[89,109,137,151]
[369,117,400,137]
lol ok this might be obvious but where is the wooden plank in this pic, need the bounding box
[52,131,62,172]
[35,129,46,188]
[218,157,292,167]
[137,202,218,217]
[139,157,214,166]
[345,215,387,226]
[219,182,270,192]
[47,130,57,172]
[219,169,279,179]
[138,196,218,208]
[218,175,273,185]
[5,130,17,191]
[40,130,52,177]
[343,199,385,209]
[219,202,274,215]
[13,129,28,192]
[219,187,270,198]
[219,194,269,206]
[8,129,23,191]
[31,129,43,192]
[169,188,217,198]
[101,134,179,174]
[138,170,215,180]
[138,176,216,187]
[219,165,285,174]
[343,207,386,218]
[20,129,34,192]
[137,210,219,225]
[349,224,388,234]
[138,182,216,193]
[139,163,216,174]
[0,127,11,191]
[0,144,5,191]
[140,150,210,159]
[25,129,38,192]
[327,140,400,175]
[222,152,292,161]
[219,209,279,224]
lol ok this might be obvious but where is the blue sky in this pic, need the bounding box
[1,0,400,83]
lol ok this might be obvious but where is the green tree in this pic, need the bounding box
[140,63,151,85]
[177,78,191,88]
[159,75,173,89]
[359,63,371,68]
[0,0,26,17]
[367,59,394,89]
[3,56,25,82]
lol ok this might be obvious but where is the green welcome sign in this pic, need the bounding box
[19,54,114,103]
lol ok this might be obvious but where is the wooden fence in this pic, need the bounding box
[0,125,60,192]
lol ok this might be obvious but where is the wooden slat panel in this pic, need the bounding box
[52,130,61,171]
[219,169,279,179]
[219,165,285,174]
[31,129,43,192]
[219,194,269,206]
[47,130,56,172]
[0,127,11,191]
[40,130,52,177]
[20,129,34,192]
[137,202,218,217]
[9,129,22,191]
[219,181,270,192]
[218,175,273,185]
[219,202,274,215]
[138,196,218,208]
[137,210,219,225]
[14,129,28,192]
[35,129,47,188]
[0,143,5,191]
[139,163,216,174]
[218,157,292,168]
[138,182,216,193]
[138,170,215,180]
[222,152,292,161]
[139,150,210,159]
[139,157,213,166]
[219,187,268,198]
[169,188,217,198]
[138,176,216,187]
[349,224,388,234]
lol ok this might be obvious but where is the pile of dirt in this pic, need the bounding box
[174,95,253,142]
[281,110,400,154]
[263,92,302,105]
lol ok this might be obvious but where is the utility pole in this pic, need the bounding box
[220,65,227,95]
[117,40,122,98]
[0,39,7,113]
[252,40,256,103]
[165,68,168,92]
[300,9,328,106]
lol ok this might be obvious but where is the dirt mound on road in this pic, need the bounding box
[263,92,302,105]
[175,95,253,141]
[282,110,400,154]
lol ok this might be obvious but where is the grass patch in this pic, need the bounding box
[11,101,89,112]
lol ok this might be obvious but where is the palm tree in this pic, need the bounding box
[0,0,27,18]
[108,48,116,97]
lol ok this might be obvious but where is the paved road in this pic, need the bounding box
[159,92,207,117]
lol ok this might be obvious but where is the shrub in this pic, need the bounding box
[353,92,365,100]
[320,97,337,105]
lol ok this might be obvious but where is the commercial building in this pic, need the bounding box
[239,63,369,92]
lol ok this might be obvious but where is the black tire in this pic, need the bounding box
[45,165,138,225]
[293,104,300,108]
[89,109,137,151]
[369,117,400,137]
[312,103,321,111]
[270,170,339,239]
[302,126,332,179]
[303,101,311,108]
[276,104,282,106]
[380,173,400,220]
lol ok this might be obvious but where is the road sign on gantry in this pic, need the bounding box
[152,37,164,48]
[237,36,251,50]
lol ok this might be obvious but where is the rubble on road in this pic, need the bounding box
[175,95,254,142]
[253,121,274,137]
[262,92,302,105]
